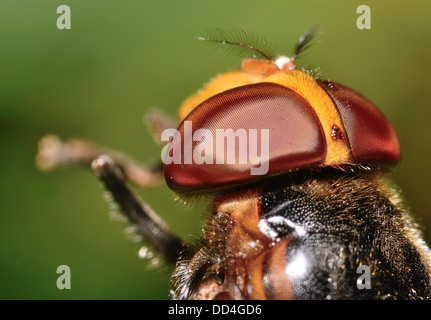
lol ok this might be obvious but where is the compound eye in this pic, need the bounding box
[318,80,401,167]
[164,82,326,192]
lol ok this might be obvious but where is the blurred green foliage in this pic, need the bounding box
[0,0,430,299]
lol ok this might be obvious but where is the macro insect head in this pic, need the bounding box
[36,27,431,300]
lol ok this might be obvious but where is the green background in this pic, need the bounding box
[1,0,430,299]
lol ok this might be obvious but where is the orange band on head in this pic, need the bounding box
[264,70,353,166]
[178,71,264,122]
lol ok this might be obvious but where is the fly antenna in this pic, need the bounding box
[292,25,322,61]
[196,27,278,61]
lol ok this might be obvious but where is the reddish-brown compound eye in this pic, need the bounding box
[317,81,401,167]
[164,82,326,192]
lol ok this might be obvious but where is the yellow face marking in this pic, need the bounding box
[264,70,353,166]
[177,70,264,122]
